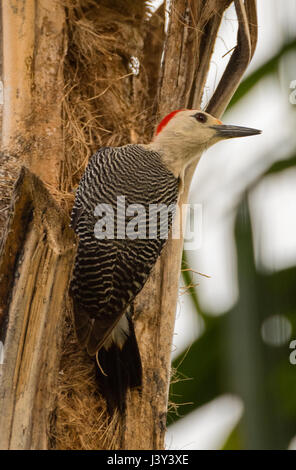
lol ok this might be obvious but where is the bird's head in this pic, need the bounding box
[150,109,262,177]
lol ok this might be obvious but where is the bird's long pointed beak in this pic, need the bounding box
[210,124,262,138]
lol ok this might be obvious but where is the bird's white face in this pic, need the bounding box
[158,109,224,149]
[150,108,261,177]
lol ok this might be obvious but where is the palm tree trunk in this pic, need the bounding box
[0,0,258,450]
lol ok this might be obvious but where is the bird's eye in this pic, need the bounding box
[193,112,207,123]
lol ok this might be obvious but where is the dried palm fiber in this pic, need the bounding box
[60,0,155,195]
[0,154,20,240]
[52,0,158,450]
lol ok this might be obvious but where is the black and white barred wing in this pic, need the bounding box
[69,145,179,356]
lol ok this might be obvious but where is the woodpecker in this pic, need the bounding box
[69,109,261,413]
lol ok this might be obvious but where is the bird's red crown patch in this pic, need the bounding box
[156,110,184,135]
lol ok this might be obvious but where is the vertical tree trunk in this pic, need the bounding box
[0,0,258,449]
[0,169,75,450]
[2,0,66,186]
[122,0,258,449]
[0,0,72,450]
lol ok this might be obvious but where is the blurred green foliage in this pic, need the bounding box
[168,38,296,450]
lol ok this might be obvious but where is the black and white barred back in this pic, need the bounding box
[70,144,179,412]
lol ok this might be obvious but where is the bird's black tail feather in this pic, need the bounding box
[95,314,142,414]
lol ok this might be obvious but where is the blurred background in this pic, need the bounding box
[160,0,296,450]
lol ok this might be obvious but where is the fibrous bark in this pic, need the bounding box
[0,168,75,450]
